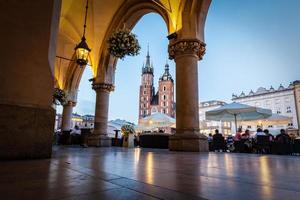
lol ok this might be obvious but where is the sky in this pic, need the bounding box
[65,0,300,124]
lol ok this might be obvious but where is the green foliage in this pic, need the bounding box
[108,29,141,59]
[121,124,135,136]
[53,88,67,105]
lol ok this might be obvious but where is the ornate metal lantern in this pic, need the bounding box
[75,0,91,66]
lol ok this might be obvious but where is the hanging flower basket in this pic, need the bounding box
[121,124,135,137]
[108,29,141,59]
[53,88,67,105]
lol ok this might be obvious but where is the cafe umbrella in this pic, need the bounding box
[205,102,272,133]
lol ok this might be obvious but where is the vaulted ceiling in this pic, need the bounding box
[55,0,210,91]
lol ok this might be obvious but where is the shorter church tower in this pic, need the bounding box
[138,48,154,121]
[158,62,175,118]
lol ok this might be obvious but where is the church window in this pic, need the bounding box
[163,95,166,100]
[163,86,166,91]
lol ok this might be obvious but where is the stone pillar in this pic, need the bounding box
[0,0,61,159]
[87,83,114,147]
[61,101,76,131]
[293,81,300,135]
[168,39,208,152]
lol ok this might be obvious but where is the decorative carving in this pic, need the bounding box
[168,39,206,60]
[65,101,76,107]
[92,83,115,92]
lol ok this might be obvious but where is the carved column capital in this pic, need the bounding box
[65,101,76,107]
[168,39,206,60]
[92,83,115,93]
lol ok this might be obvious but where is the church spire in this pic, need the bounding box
[142,44,153,74]
[160,60,173,82]
[145,44,151,68]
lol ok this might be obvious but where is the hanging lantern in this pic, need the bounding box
[75,0,91,66]
[75,36,91,66]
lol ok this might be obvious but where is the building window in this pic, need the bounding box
[144,85,146,88]
[247,125,251,129]
[277,110,281,114]
[268,125,273,128]
[287,106,292,113]
[163,95,166,100]
[163,109,166,114]
[163,86,166,91]
[144,104,146,108]
[144,91,146,94]
[163,102,166,106]
[288,123,294,127]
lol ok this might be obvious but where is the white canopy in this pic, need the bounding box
[205,102,272,132]
[136,113,175,132]
[240,113,292,126]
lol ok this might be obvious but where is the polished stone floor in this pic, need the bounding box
[1,147,300,200]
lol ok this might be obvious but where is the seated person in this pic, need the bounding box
[255,128,265,138]
[213,129,225,151]
[263,129,274,142]
[70,125,81,144]
[213,129,223,140]
[241,129,250,140]
[71,125,81,135]
[234,128,243,141]
[275,129,291,144]
[208,133,213,143]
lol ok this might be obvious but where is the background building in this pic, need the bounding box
[199,100,231,136]
[138,49,175,123]
[232,81,300,134]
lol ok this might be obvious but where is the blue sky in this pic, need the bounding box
[66,0,300,124]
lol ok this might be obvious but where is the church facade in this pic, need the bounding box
[138,50,175,123]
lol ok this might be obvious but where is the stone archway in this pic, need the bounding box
[0,0,211,159]
[89,0,211,151]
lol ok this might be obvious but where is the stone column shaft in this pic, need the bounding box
[168,39,208,152]
[94,90,110,135]
[88,83,114,147]
[61,101,76,131]
[175,54,199,132]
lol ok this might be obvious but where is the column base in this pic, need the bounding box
[0,103,55,159]
[87,134,111,147]
[169,132,208,152]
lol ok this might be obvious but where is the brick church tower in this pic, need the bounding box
[138,48,154,121]
[158,63,175,118]
[138,48,175,123]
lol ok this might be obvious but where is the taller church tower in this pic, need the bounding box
[138,48,154,121]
